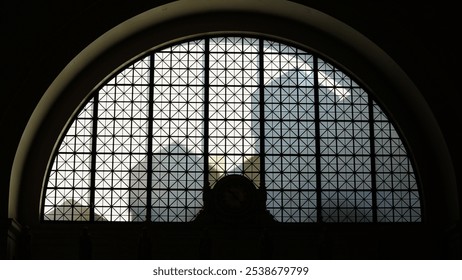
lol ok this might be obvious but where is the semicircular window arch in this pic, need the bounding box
[42,36,421,223]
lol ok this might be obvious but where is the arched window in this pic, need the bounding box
[42,36,421,223]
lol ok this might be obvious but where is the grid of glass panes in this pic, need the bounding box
[43,98,94,221]
[373,101,420,222]
[317,59,374,222]
[208,37,261,187]
[263,41,317,222]
[93,57,151,222]
[150,40,206,222]
[43,36,421,223]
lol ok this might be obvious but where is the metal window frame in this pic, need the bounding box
[41,35,422,223]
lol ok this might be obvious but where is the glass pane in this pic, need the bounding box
[43,37,421,223]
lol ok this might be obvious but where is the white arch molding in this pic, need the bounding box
[10,0,458,226]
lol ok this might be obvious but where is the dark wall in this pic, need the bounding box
[1,0,461,259]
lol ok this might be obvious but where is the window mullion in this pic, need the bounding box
[259,39,266,190]
[146,54,155,222]
[89,95,99,222]
[368,95,378,223]
[313,56,323,223]
[204,38,210,189]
